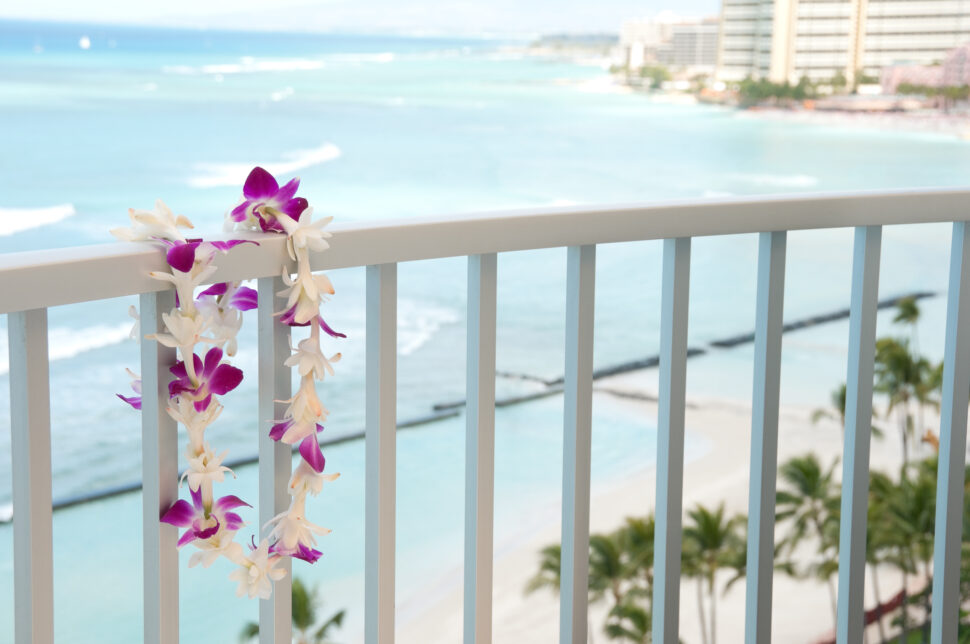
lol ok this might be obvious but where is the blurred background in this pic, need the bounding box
[2,0,970,642]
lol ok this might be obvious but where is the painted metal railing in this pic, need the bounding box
[2,188,970,644]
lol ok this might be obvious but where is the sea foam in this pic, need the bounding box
[727,173,819,188]
[0,203,76,236]
[189,143,342,189]
[163,57,326,75]
[0,322,132,376]
[398,300,460,356]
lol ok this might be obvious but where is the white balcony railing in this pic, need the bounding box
[3,188,970,644]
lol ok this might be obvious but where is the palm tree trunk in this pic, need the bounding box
[826,574,838,633]
[697,579,709,644]
[899,577,908,644]
[709,576,717,644]
[870,564,888,644]
[898,407,910,467]
[921,561,932,644]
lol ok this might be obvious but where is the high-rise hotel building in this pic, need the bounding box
[717,0,970,83]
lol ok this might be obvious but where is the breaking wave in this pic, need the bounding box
[0,322,132,376]
[0,203,76,236]
[398,299,460,356]
[163,56,326,75]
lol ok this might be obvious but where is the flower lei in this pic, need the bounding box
[112,167,342,599]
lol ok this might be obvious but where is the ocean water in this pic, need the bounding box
[1,19,969,642]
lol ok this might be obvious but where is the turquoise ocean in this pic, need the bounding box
[1,19,969,642]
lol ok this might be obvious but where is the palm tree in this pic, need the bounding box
[775,454,841,630]
[240,577,346,644]
[605,597,652,643]
[875,338,936,465]
[893,296,921,362]
[812,383,847,438]
[525,544,562,595]
[886,460,937,643]
[682,503,744,644]
[616,515,655,611]
[588,532,628,608]
[866,471,896,644]
[682,538,709,644]
[526,535,634,644]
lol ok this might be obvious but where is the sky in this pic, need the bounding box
[0,0,721,35]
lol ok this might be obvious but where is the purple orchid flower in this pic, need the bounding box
[269,421,326,472]
[270,541,323,564]
[278,307,347,338]
[161,486,249,547]
[230,167,308,233]
[117,393,142,409]
[197,282,258,311]
[158,238,257,273]
[169,347,244,410]
[116,370,142,410]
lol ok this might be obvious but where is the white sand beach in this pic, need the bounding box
[395,365,925,644]
[736,106,970,140]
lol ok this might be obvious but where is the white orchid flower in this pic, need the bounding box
[276,208,332,261]
[289,460,340,498]
[228,539,287,600]
[110,199,194,242]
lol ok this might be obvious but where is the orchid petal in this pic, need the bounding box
[203,347,224,378]
[193,393,213,413]
[280,197,308,220]
[292,543,323,563]
[299,435,326,473]
[269,421,290,442]
[276,178,300,203]
[198,282,229,298]
[230,201,251,219]
[117,393,142,410]
[214,495,251,512]
[195,517,221,540]
[208,364,243,395]
[230,286,258,311]
[319,317,346,339]
[166,241,201,273]
[161,500,196,527]
[243,166,279,200]
[209,239,258,253]
[224,512,245,531]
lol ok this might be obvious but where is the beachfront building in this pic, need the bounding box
[620,13,720,73]
[880,42,970,93]
[943,41,970,85]
[717,0,970,84]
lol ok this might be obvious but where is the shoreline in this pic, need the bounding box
[734,106,970,141]
[396,366,922,644]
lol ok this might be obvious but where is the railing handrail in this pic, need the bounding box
[7,186,970,643]
[2,187,969,314]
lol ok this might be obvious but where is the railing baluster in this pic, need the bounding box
[745,230,787,643]
[140,291,179,644]
[931,221,970,644]
[560,245,596,644]
[258,277,293,643]
[366,263,397,644]
[464,254,497,644]
[653,237,691,644]
[836,225,882,643]
[10,308,54,644]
